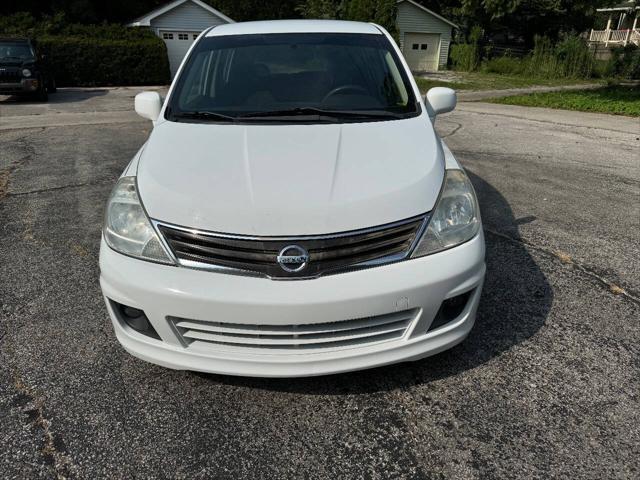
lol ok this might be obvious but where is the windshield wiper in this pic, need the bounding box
[172,111,236,122]
[239,107,403,120]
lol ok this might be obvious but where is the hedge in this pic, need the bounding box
[0,13,171,86]
[38,35,171,87]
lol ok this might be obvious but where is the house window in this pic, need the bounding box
[178,33,189,40]
[421,44,428,50]
[162,33,174,40]
[412,44,419,50]
[193,34,198,40]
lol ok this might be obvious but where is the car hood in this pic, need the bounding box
[137,116,444,236]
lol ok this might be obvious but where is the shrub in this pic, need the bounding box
[609,46,640,80]
[592,59,612,79]
[554,35,594,79]
[481,55,526,75]
[450,44,477,71]
[450,26,483,71]
[37,35,171,87]
[526,35,593,79]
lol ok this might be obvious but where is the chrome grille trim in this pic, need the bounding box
[168,309,418,352]
[154,214,429,279]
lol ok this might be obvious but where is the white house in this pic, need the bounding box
[128,0,457,77]
[396,0,457,71]
[128,0,234,76]
[589,1,639,47]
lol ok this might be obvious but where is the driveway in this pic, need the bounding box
[1,88,639,479]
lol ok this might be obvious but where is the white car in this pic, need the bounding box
[99,20,485,377]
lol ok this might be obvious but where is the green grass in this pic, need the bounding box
[414,77,472,92]
[414,72,603,93]
[488,86,640,117]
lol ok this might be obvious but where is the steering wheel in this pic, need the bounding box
[322,84,369,103]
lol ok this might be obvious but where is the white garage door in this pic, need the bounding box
[403,33,441,72]
[161,31,200,77]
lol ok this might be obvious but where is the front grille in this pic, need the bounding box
[169,309,417,352]
[0,69,21,84]
[157,214,427,279]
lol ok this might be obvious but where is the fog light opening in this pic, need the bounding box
[110,300,161,340]
[428,290,474,332]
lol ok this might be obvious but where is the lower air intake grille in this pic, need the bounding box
[169,309,417,352]
[157,214,427,279]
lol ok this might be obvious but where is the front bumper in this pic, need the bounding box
[99,232,485,377]
[0,78,39,94]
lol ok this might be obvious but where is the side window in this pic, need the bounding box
[179,50,214,106]
[421,44,428,50]
[412,44,419,50]
[383,51,409,105]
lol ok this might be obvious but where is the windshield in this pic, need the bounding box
[0,42,34,60]
[166,33,419,123]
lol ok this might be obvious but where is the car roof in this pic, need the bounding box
[205,20,382,37]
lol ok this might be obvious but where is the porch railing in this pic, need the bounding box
[589,28,640,46]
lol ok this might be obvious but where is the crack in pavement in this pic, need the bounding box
[0,128,46,200]
[485,228,640,305]
[9,368,78,479]
[8,180,113,197]
[440,121,463,139]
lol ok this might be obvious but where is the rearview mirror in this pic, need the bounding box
[425,87,457,120]
[135,91,162,121]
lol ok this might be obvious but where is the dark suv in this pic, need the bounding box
[0,37,56,101]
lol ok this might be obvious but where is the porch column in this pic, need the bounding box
[623,13,629,45]
[605,15,612,46]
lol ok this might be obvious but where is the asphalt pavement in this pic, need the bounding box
[1,87,639,479]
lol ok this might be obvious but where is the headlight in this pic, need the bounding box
[412,169,480,257]
[22,68,32,77]
[104,177,173,263]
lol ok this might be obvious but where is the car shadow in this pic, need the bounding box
[0,88,108,104]
[194,170,553,393]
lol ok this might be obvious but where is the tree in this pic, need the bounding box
[297,0,344,19]
[297,0,398,35]
[415,0,617,45]
[207,0,300,21]
[0,0,301,24]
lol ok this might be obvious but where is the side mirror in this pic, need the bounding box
[135,91,162,121]
[425,87,457,120]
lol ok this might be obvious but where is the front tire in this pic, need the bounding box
[35,79,48,102]
[47,77,57,94]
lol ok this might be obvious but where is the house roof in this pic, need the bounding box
[128,0,234,27]
[597,1,639,12]
[397,0,458,29]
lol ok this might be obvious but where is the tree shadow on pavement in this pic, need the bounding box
[196,170,553,394]
[0,88,108,104]
[48,88,109,104]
